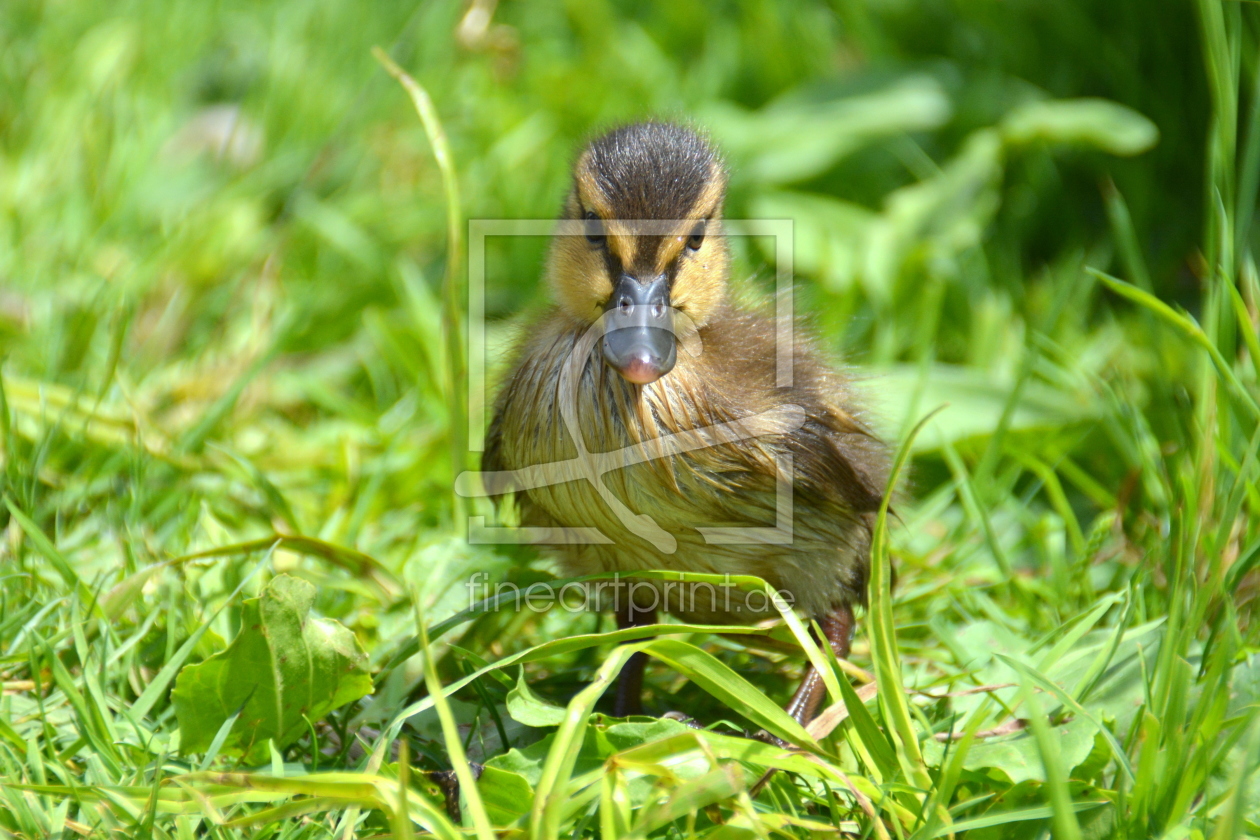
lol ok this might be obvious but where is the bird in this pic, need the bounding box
[480,121,890,729]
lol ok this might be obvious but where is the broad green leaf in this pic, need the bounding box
[748,191,875,294]
[486,746,547,787]
[864,129,1003,301]
[921,716,1100,785]
[867,363,1100,452]
[1001,98,1159,156]
[704,75,950,184]
[506,668,567,727]
[998,654,1135,784]
[172,574,371,760]
[603,717,698,751]
[475,765,533,826]
[1050,618,1165,736]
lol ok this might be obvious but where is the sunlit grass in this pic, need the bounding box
[1,0,1258,837]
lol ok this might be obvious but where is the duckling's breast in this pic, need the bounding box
[488,314,874,623]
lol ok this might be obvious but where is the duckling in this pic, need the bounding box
[481,121,890,727]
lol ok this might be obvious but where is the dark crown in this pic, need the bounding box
[582,122,720,221]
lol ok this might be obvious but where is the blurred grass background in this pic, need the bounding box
[0,0,1219,545]
[1,0,1258,837]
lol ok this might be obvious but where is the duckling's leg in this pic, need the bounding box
[612,600,656,716]
[783,605,854,727]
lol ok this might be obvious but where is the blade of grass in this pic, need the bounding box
[1008,450,1087,562]
[929,801,1107,837]
[176,328,287,455]
[391,739,416,840]
[641,637,818,749]
[414,594,494,840]
[1228,275,1260,381]
[1090,268,1258,419]
[912,697,995,840]
[4,498,99,614]
[373,47,468,527]
[599,763,632,840]
[834,664,897,781]
[870,408,942,793]
[175,535,400,599]
[1102,180,1153,292]
[197,709,245,772]
[616,729,918,831]
[1017,675,1083,840]
[939,441,1014,579]
[1207,712,1260,840]
[530,643,640,840]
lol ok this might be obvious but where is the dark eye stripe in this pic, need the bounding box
[584,210,605,246]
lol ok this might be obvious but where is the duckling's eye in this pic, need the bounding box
[686,220,706,251]
[584,211,606,247]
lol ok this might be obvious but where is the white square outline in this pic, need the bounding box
[463,219,795,549]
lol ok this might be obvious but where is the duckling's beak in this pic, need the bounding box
[602,273,677,385]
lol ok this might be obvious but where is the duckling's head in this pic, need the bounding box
[548,122,729,385]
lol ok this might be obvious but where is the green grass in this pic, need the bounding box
[1,0,1259,837]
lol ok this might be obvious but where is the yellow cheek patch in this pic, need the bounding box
[670,244,727,329]
[548,235,614,321]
